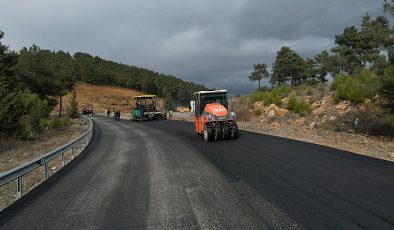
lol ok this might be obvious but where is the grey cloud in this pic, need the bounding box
[1,0,386,94]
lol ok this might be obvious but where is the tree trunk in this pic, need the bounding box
[59,95,62,117]
[258,79,261,89]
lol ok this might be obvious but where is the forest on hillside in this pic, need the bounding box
[0,33,205,138]
[17,45,206,103]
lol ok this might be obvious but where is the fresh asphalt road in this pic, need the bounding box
[1,116,394,229]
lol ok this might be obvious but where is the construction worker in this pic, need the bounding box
[116,110,121,121]
[139,107,144,123]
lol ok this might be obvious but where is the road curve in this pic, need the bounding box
[0,116,393,229]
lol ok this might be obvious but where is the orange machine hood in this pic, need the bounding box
[204,103,228,116]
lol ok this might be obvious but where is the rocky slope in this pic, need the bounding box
[231,91,393,161]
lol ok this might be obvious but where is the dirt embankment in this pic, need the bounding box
[58,82,163,116]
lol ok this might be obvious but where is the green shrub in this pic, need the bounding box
[381,113,394,129]
[331,74,348,91]
[287,96,311,116]
[332,70,377,105]
[272,85,291,97]
[356,110,393,136]
[294,101,312,116]
[287,97,297,110]
[39,117,71,130]
[348,87,364,104]
[270,93,283,106]
[21,91,51,125]
[16,90,52,138]
[19,115,35,138]
[249,90,267,103]
[249,90,282,106]
[254,108,262,116]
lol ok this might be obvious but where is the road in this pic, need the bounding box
[0,116,393,229]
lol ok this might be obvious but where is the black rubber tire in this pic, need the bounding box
[223,125,231,139]
[203,125,213,142]
[214,126,223,141]
[231,124,239,139]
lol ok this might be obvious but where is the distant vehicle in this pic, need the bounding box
[130,95,166,121]
[194,90,238,142]
[82,104,94,115]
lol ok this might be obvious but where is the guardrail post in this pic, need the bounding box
[43,162,49,180]
[16,177,22,199]
[61,153,65,167]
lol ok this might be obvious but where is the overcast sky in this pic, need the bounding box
[1,0,386,94]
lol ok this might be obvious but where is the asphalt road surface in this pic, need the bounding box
[1,116,393,229]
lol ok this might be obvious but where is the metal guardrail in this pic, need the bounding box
[0,116,93,199]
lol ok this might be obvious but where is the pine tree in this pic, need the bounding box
[271,47,307,87]
[0,32,24,136]
[67,89,79,118]
[248,63,270,89]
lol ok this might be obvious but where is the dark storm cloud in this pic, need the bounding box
[1,0,385,94]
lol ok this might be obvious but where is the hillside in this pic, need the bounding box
[229,83,394,161]
[58,82,164,116]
